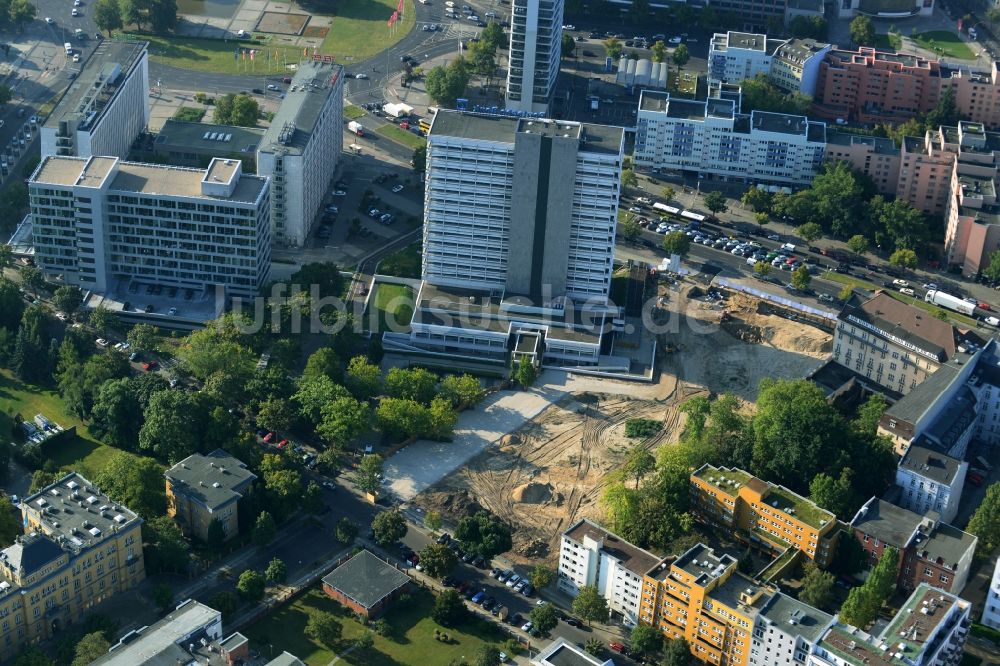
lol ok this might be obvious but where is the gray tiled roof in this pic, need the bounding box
[899,444,962,485]
[321,550,410,610]
[759,593,833,643]
[851,498,921,546]
[165,449,256,511]
[0,533,63,576]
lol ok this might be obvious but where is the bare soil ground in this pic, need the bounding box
[416,283,833,564]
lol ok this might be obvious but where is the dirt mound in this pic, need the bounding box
[515,539,550,558]
[512,482,553,504]
[417,489,483,522]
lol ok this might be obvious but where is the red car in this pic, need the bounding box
[979,302,991,311]
[142,360,158,371]
[399,121,410,130]
[609,642,626,653]
[968,471,984,486]
[262,431,275,443]
[277,439,288,449]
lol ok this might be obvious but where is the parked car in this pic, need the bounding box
[506,574,521,588]
[497,569,512,583]
[899,287,915,296]
[392,183,404,193]
[95,338,108,347]
[610,642,627,653]
[142,360,158,371]
[520,621,533,632]
[436,533,451,544]
[471,591,485,604]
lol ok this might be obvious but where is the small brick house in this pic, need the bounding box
[321,550,412,618]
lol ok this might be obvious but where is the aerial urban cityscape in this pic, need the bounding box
[0,0,999,663]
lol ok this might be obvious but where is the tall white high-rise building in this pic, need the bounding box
[28,155,270,299]
[383,110,624,368]
[506,0,564,113]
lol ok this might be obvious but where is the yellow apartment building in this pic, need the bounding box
[690,464,839,567]
[639,543,773,666]
[0,473,145,662]
[165,449,256,543]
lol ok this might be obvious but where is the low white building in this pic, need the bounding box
[558,519,663,627]
[896,443,967,525]
[708,31,784,84]
[634,87,826,186]
[983,558,1000,629]
[257,60,344,248]
[533,637,616,666]
[750,593,834,666]
[40,40,149,160]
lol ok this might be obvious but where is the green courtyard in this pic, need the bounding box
[911,31,976,60]
[367,282,415,333]
[244,587,512,666]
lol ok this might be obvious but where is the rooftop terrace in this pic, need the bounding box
[692,464,753,497]
[765,485,834,530]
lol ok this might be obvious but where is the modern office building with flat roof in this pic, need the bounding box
[708,32,785,85]
[28,155,270,299]
[384,111,626,369]
[506,0,563,112]
[634,88,826,186]
[40,40,149,160]
[257,60,344,247]
[145,119,265,168]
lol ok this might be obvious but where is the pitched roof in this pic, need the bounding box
[0,533,63,576]
[562,519,663,576]
[165,449,256,511]
[321,550,410,610]
[840,292,956,362]
[851,498,922,547]
[898,444,962,485]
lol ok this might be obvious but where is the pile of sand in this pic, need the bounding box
[512,482,553,504]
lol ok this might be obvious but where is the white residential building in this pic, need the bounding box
[808,583,971,666]
[557,519,663,627]
[384,111,626,368]
[769,38,832,96]
[634,88,826,186]
[41,40,150,160]
[708,32,784,84]
[506,0,563,112]
[257,60,344,248]
[983,558,1000,629]
[895,443,967,524]
[750,594,834,666]
[28,155,270,299]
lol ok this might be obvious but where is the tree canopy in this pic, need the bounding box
[454,511,512,559]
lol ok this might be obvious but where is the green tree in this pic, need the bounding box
[755,211,770,227]
[318,396,370,445]
[967,482,1000,554]
[419,543,458,577]
[662,230,691,257]
[474,645,501,666]
[148,0,177,34]
[424,510,442,533]
[629,623,662,657]
[252,510,277,546]
[799,222,822,243]
[889,248,918,269]
[138,391,205,462]
[305,611,342,646]
[621,168,638,189]
[838,284,854,302]
[385,367,438,404]
[840,546,898,627]
[439,374,485,409]
[345,355,382,399]
[428,396,458,440]
[926,86,960,129]
[529,564,554,590]
[467,40,497,79]
[872,198,927,251]
[982,250,1000,283]
[143,515,190,574]
[0,245,11,270]
[372,509,407,546]
[530,601,558,633]
[623,445,656,489]
[741,186,772,213]
[356,454,384,495]
[850,15,875,45]
[376,397,432,440]
[809,468,856,518]
[93,0,123,36]
[336,517,358,544]
[90,378,143,450]
[702,190,728,214]
[52,285,83,315]
[126,322,158,352]
[651,40,667,62]
[412,145,427,173]
[754,261,771,277]
[206,518,226,550]
[152,583,174,613]
[672,43,690,69]
[572,585,609,625]
[799,562,835,610]
[515,356,537,389]
[296,375,349,426]
[72,631,110,666]
[661,638,693,666]
[7,0,35,27]
[584,638,604,657]
[209,591,238,618]
[481,21,507,50]
[603,36,623,59]
[455,511,512,559]
[432,589,466,626]
[561,33,576,57]
[256,397,295,433]
[302,481,325,515]
[316,447,344,477]
[229,94,260,126]
[20,265,44,295]
[236,569,265,601]
[791,264,811,291]
[424,57,471,106]
[846,234,869,255]
[265,557,287,583]
[177,324,254,381]
[94,451,166,519]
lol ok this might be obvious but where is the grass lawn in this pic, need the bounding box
[375,124,427,151]
[173,106,206,122]
[369,283,415,333]
[318,0,416,61]
[345,105,366,120]
[244,587,511,666]
[912,31,975,59]
[874,32,902,51]
[822,271,979,327]
[0,370,123,478]
[124,34,305,76]
[378,242,422,279]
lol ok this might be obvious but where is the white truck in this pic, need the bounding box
[347,121,365,137]
[924,289,975,316]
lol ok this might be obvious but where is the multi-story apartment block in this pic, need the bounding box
[825,131,901,196]
[40,41,149,160]
[750,593,834,666]
[706,0,785,32]
[897,132,956,215]
[769,38,831,96]
[28,155,270,299]
[257,60,343,247]
[639,543,774,665]
[850,498,976,595]
[942,123,1000,276]
[832,292,962,395]
[384,111,625,368]
[506,0,563,112]
[0,473,145,662]
[708,32,784,84]
[557,519,662,627]
[634,88,826,186]
[808,583,971,666]
[690,465,839,567]
[165,449,257,543]
[983,558,1000,629]
[895,443,967,524]
[836,0,933,19]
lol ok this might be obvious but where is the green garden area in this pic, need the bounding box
[911,31,975,59]
[376,124,427,151]
[244,587,510,666]
[129,0,416,75]
[378,243,422,280]
[367,283,415,333]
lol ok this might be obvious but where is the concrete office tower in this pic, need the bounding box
[257,60,344,247]
[385,111,624,367]
[506,0,564,113]
[40,40,149,159]
[28,155,270,298]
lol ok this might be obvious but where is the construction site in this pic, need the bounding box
[415,280,835,564]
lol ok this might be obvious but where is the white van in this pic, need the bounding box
[64,42,72,54]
